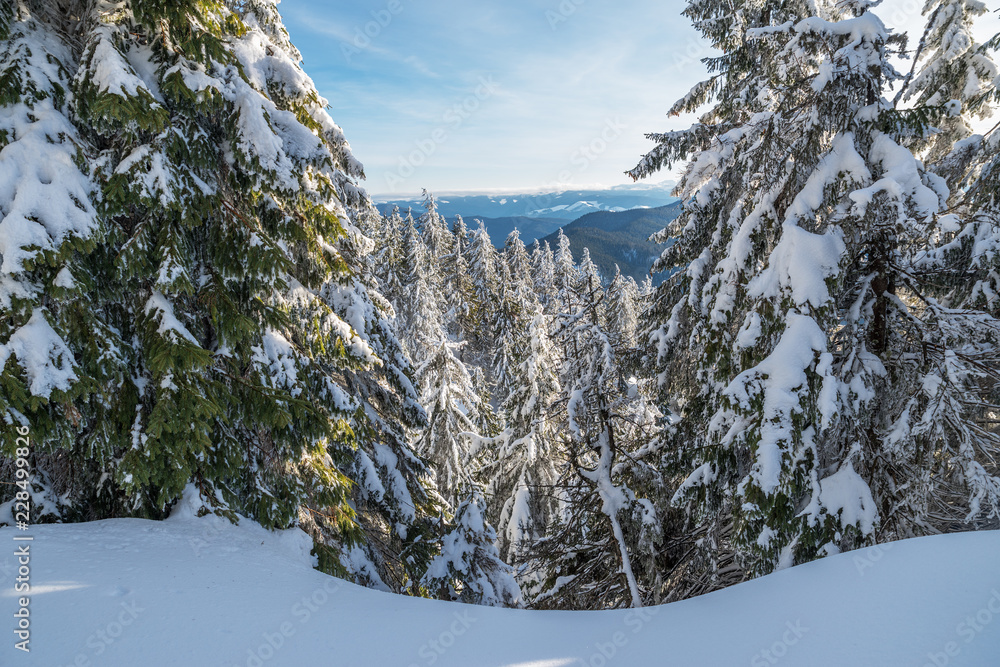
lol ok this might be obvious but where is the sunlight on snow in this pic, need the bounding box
[0,581,90,597]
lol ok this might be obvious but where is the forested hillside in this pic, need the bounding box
[539,202,682,283]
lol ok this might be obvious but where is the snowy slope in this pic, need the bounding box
[2,496,999,666]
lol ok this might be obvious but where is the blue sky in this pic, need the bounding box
[278,0,706,195]
[277,0,1000,197]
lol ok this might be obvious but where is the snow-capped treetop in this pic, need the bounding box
[421,484,523,607]
[899,0,998,160]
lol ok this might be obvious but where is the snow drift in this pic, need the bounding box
[2,497,999,666]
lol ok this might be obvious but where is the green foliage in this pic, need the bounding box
[0,2,439,585]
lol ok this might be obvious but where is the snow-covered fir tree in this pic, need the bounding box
[639,275,654,299]
[947,39,1000,319]
[444,215,479,341]
[0,0,101,519]
[418,190,454,280]
[532,282,664,609]
[395,210,445,362]
[503,228,534,292]
[532,240,557,307]
[607,266,641,349]
[0,0,453,598]
[372,206,406,308]
[467,219,501,352]
[900,25,1000,537]
[414,339,491,504]
[421,484,522,607]
[491,242,539,404]
[898,0,997,160]
[472,308,561,563]
[578,247,602,289]
[630,0,1000,587]
[553,228,578,310]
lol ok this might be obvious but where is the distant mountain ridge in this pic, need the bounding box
[539,202,682,284]
[375,187,681,284]
[375,183,678,221]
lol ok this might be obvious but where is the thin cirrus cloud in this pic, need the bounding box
[277,0,1000,197]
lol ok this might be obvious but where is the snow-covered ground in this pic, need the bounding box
[2,493,999,666]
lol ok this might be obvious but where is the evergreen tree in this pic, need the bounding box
[577,247,605,325]
[947,43,1000,317]
[421,484,522,607]
[579,247,602,288]
[373,206,406,308]
[503,228,534,290]
[0,0,442,593]
[490,262,523,404]
[492,233,540,405]
[902,31,1000,536]
[630,1,1000,585]
[532,240,557,307]
[321,241,441,591]
[467,219,500,352]
[534,306,663,609]
[442,215,478,341]
[418,190,453,274]
[898,0,997,161]
[414,339,488,504]
[554,228,578,309]
[79,0,366,526]
[397,211,444,362]
[528,239,541,270]
[474,309,561,562]
[639,275,654,300]
[468,364,502,437]
[607,266,640,349]
[0,0,103,517]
